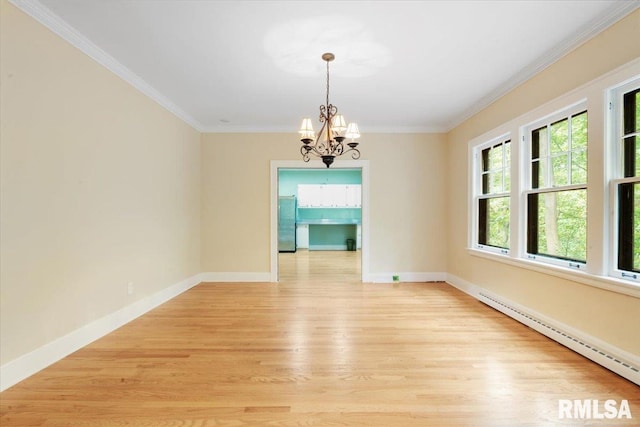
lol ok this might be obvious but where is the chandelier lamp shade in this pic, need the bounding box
[299,52,361,168]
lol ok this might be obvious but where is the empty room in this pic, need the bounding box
[1,0,639,425]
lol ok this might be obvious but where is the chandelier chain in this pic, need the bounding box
[326,59,330,109]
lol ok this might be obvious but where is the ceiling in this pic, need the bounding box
[15,0,640,133]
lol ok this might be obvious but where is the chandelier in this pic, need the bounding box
[299,52,361,168]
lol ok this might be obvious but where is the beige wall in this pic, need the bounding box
[446,9,640,355]
[0,2,202,365]
[201,133,448,276]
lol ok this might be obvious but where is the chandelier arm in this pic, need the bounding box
[319,105,328,123]
[300,145,312,162]
[304,143,322,158]
[341,144,361,159]
[301,137,318,158]
[316,141,328,156]
[318,119,331,156]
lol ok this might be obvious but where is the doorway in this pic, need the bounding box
[270,160,370,282]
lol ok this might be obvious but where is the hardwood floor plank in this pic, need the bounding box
[1,253,638,425]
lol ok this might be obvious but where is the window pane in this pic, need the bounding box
[551,118,568,154]
[618,182,640,273]
[481,171,489,194]
[572,112,588,151]
[490,144,503,170]
[636,90,640,133]
[505,142,511,167]
[479,196,510,249]
[490,171,503,193]
[539,158,547,188]
[623,134,638,179]
[551,154,569,186]
[636,139,640,177]
[532,127,546,161]
[623,89,638,178]
[535,189,587,262]
[505,168,511,192]
[572,149,587,184]
[623,89,639,135]
[635,183,640,271]
[504,142,511,191]
[481,147,490,173]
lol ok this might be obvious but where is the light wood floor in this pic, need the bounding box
[1,253,638,426]
[278,249,361,283]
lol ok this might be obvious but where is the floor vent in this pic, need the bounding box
[478,292,640,383]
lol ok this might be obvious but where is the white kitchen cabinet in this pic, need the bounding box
[298,184,317,207]
[318,185,332,207]
[345,185,362,207]
[328,185,347,207]
[297,184,361,208]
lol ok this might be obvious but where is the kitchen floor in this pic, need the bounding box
[279,249,361,283]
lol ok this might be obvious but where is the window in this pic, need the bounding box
[475,137,510,252]
[467,64,640,294]
[526,107,588,266]
[612,79,640,281]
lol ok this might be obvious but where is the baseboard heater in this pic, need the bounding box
[477,291,640,386]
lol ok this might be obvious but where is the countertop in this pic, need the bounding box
[296,219,361,225]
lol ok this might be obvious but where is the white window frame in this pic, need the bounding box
[607,76,640,283]
[470,133,511,256]
[521,100,588,270]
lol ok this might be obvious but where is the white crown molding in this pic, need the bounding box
[9,0,205,132]
[445,0,640,132]
[358,125,448,134]
[200,124,448,134]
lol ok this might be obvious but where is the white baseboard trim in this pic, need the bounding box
[446,273,640,386]
[308,245,349,251]
[0,273,204,392]
[445,273,482,297]
[199,272,271,282]
[367,272,447,283]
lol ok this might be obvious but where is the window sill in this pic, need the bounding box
[467,248,640,299]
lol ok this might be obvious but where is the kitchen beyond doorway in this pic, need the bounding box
[274,163,366,282]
